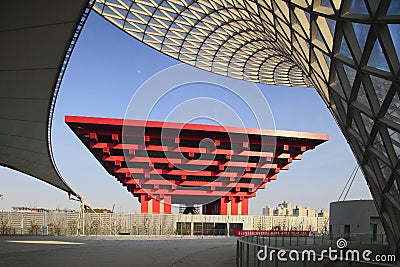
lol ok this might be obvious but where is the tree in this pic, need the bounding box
[0,212,10,235]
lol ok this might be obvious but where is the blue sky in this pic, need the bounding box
[0,12,372,213]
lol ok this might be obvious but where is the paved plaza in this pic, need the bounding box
[0,236,236,266]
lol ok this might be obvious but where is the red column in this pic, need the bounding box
[163,195,171,214]
[241,198,248,215]
[152,198,160,214]
[141,195,148,213]
[220,197,228,215]
[231,197,239,215]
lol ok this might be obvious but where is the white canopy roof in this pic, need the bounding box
[0,0,90,196]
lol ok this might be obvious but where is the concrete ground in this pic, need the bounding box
[0,236,237,267]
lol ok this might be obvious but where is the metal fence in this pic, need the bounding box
[0,212,178,236]
[239,234,388,248]
[0,211,329,237]
[236,235,395,267]
[0,212,235,236]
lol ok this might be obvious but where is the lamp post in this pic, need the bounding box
[0,194,3,212]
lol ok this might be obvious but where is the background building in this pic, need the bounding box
[330,200,385,241]
[263,201,328,218]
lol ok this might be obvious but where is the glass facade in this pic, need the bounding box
[93,0,400,257]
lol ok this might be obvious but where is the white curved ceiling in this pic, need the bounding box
[0,0,90,195]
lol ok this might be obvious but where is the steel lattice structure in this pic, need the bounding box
[92,0,400,256]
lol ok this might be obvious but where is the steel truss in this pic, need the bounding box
[93,0,400,256]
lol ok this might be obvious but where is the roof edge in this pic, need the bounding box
[65,115,329,141]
